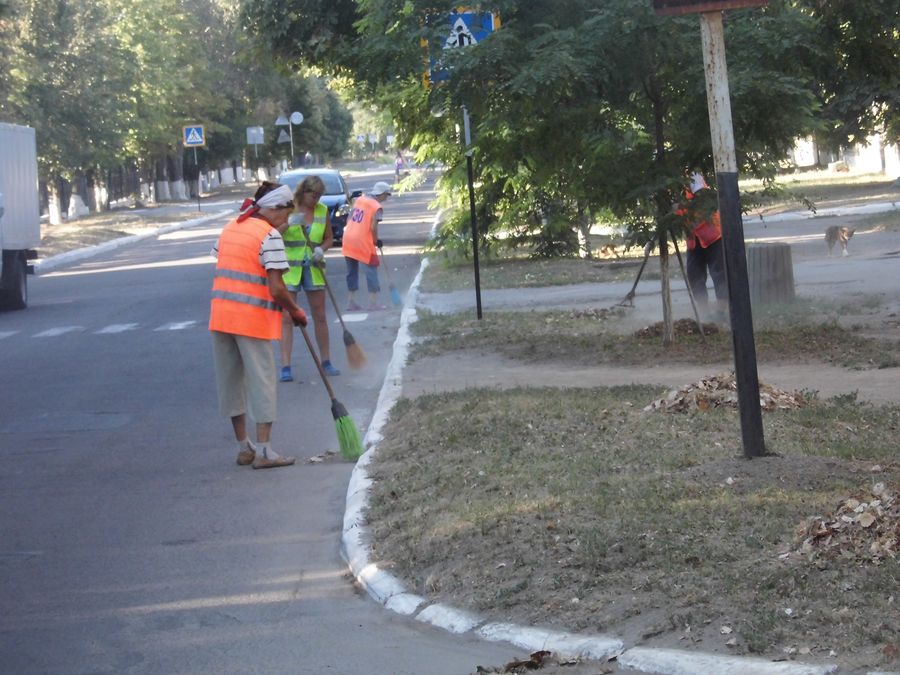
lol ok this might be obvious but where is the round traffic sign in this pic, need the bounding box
[290,111,304,125]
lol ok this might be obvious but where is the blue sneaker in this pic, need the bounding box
[279,366,293,382]
[322,360,341,377]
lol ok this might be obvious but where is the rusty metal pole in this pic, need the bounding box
[699,11,766,458]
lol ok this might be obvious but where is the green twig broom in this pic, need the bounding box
[322,275,367,369]
[298,323,364,461]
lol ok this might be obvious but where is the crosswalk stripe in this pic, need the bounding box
[96,323,139,334]
[34,326,84,337]
[154,321,199,331]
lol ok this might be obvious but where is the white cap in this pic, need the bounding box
[372,181,392,196]
[690,172,709,193]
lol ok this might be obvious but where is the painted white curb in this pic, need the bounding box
[478,623,622,661]
[618,647,838,674]
[416,604,482,634]
[33,210,230,274]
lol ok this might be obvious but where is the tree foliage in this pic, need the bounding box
[0,0,354,207]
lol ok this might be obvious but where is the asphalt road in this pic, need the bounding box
[0,169,518,674]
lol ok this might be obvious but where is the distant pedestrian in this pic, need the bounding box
[277,175,340,382]
[678,172,728,321]
[343,181,391,311]
[394,151,404,182]
[209,181,308,469]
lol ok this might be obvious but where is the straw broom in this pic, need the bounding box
[298,323,364,461]
[322,275,367,369]
[377,245,403,307]
[299,225,367,369]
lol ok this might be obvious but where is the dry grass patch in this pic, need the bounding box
[421,255,646,293]
[367,386,900,671]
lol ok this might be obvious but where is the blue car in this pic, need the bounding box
[277,168,358,245]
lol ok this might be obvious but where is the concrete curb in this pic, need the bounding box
[33,210,231,275]
[337,211,894,673]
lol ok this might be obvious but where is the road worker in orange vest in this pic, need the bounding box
[209,181,308,469]
[342,181,391,311]
[678,172,729,322]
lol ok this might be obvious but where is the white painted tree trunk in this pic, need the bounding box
[138,182,152,205]
[169,179,187,201]
[48,193,63,225]
[219,166,235,185]
[155,180,171,201]
[67,193,90,220]
[208,171,220,189]
[93,183,107,212]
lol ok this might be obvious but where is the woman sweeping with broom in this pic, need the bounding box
[343,182,392,312]
[277,175,343,382]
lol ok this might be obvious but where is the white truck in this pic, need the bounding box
[0,122,40,310]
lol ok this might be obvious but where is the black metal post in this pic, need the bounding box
[700,11,765,458]
[463,106,483,319]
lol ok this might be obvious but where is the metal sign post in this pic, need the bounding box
[183,125,205,212]
[699,11,766,458]
[462,106,483,319]
[246,126,264,185]
[651,0,767,458]
[423,9,499,320]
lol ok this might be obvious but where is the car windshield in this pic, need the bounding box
[281,172,344,195]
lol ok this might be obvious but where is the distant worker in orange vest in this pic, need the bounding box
[342,181,391,311]
[679,172,728,322]
[209,181,308,470]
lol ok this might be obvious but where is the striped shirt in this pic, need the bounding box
[211,228,289,271]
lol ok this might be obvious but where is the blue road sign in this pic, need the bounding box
[426,10,499,85]
[183,125,205,147]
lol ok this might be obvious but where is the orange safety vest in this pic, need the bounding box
[679,189,722,251]
[209,216,282,340]
[342,195,381,265]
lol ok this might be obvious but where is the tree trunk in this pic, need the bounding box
[168,150,187,201]
[47,180,63,226]
[659,229,674,347]
[576,203,593,258]
[155,157,171,201]
[747,243,795,304]
[67,174,90,220]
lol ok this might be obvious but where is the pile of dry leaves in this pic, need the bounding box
[633,318,721,338]
[643,372,807,413]
[790,482,899,563]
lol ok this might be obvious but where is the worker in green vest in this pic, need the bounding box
[277,175,339,381]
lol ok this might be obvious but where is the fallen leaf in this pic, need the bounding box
[858,512,877,528]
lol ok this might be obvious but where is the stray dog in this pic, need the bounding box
[825,225,854,256]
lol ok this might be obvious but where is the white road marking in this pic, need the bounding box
[96,323,139,334]
[336,314,368,323]
[0,331,17,340]
[34,326,84,337]
[154,321,198,331]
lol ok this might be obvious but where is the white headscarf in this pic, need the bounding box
[255,185,294,209]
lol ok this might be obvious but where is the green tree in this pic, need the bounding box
[795,0,900,145]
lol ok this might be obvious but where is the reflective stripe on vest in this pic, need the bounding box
[282,202,327,286]
[342,195,380,264]
[208,216,282,340]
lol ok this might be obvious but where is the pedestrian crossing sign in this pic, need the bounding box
[424,9,500,86]
[183,125,205,147]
